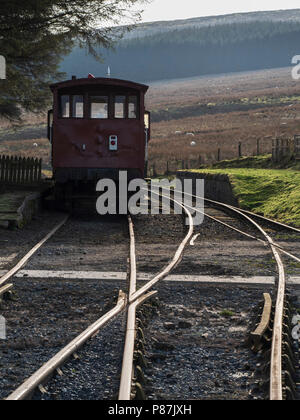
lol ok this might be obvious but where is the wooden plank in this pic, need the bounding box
[251,293,272,348]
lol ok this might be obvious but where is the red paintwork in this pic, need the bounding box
[50,77,149,180]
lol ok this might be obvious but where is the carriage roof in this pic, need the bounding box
[50,77,149,93]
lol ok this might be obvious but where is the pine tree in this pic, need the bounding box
[0,0,148,118]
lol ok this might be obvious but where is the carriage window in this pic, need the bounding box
[114,96,126,119]
[90,96,108,119]
[60,95,70,118]
[72,95,84,118]
[128,96,138,119]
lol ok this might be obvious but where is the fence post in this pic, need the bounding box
[238,142,242,158]
[257,139,260,156]
[295,135,300,159]
[217,148,221,162]
[152,164,157,178]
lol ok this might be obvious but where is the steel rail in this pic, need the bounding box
[187,204,284,399]
[118,216,159,400]
[159,185,285,400]
[128,215,137,298]
[158,186,300,263]
[202,210,300,263]
[190,203,300,263]
[6,215,134,401]
[0,215,69,288]
[6,290,126,400]
[229,206,300,234]
[119,198,194,400]
[173,182,299,233]
[118,215,138,400]
[199,200,286,399]
[118,290,157,400]
[6,214,162,402]
[130,189,194,304]
[194,195,300,235]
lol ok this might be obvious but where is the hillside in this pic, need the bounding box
[122,9,300,39]
[1,68,300,176]
[60,9,300,82]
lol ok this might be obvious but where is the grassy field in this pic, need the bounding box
[146,67,300,173]
[210,154,300,170]
[191,166,300,226]
[0,137,51,170]
[0,67,300,176]
[0,67,299,225]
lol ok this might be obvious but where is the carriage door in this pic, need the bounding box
[144,111,151,177]
[47,109,53,143]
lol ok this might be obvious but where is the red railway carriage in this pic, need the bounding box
[48,76,150,190]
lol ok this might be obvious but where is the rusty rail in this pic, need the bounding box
[183,202,300,263]
[162,185,287,400]
[131,189,194,305]
[251,293,272,350]
[158,185,299,264]
[6,291,126,400]
[202,198,286,399]
[0,216,69,288]
[227,206,300,234]
[6,201,194,401]
[118,215,138,400]
[0,283,13,299]
[118,196,194,400]
[118,289,157,400]
[6,215,131,401]
[200,203,285,399]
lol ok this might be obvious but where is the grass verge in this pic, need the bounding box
[191,165,300,227]
[210,155,300,171]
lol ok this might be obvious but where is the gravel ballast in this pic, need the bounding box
[141,283,272,400]
[0,206,299,400]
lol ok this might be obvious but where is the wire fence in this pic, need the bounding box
[149,135,300,176]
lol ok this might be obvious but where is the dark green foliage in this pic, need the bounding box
[120,21,300,48]
[61,18,300,81]
[0,0,147,116]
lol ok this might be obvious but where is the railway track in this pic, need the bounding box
[2,199,194,401]
[0,215,69,290]
[0,215,129,400]
[158,185,299,400]
[1,186,299,400]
